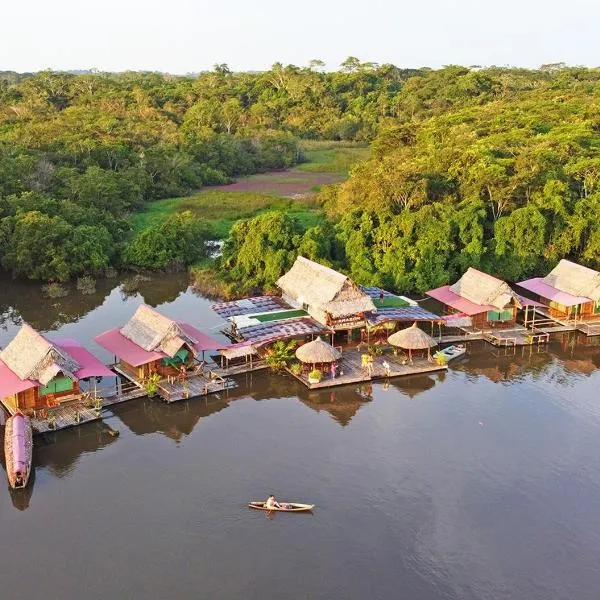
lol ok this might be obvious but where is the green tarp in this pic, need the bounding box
[39,376,74,396]
[162,348,189,367]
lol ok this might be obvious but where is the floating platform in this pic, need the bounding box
[112,365,235,404]
[287,348,447,389]
[1,398,102,435]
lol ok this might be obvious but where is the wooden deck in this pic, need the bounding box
[287,348,447,389]
[1,397,102,435]
[441,326,549,347]
[112,364,236,403]
[211,360,268,377]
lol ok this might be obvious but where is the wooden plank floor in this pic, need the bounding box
[212,361,268,377]
[158,374,237,403]
[288,349,447,389]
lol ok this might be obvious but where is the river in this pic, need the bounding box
[1,274,600,600]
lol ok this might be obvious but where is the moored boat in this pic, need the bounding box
[4,412,33,489]
[436,344,467,363]
[249,501,314,512]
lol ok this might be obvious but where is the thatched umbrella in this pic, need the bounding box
[296,337,341,367]
[387,322,437,361]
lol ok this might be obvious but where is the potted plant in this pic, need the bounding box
[144,372,161,398]
[434,352,448,366]
[290,362,302,376]
[308,369,322,384]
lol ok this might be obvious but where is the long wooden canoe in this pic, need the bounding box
[249,501,315,512]
[4,412,33,489]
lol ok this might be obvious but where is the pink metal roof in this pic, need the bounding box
[176,322,223,352]
[94,323,224,367]
[0,337,112,398]
[94,328,164,367]
[0,360,36,397]
[54,339,115,379]
[514,293,544,308]
[518,278,591,307]
[426,285,496,316]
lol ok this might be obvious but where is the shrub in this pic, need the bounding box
[309,369,322,381]
[76,276,96,294]
[41,282,69,298]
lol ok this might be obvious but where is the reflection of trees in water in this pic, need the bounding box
[114,395,228,441]
[0,273,189,333]
[122,273,189,307]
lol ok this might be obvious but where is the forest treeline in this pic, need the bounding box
[0,63,599,287]
[214,65,600,296]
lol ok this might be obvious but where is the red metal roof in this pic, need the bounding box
[426,285,496,316]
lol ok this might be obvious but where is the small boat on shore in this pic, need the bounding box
[436,345,467,363]
[249,501,314,512]
[4,412,33,489]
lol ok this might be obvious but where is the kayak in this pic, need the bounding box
[4,412,33,489]
[249,501,315,512]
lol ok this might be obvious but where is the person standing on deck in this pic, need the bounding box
[382,360,391,377]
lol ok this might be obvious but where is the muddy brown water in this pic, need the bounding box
[1,274,600,600]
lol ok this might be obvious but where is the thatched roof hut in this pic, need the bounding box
[0,324,80,386]
[543,259,600,300]
[277,256,375,327]
[295,338,341,364]
[120,304,198,358]
[388,323,437,360]
[449,267,519,310]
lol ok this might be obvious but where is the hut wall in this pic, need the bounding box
[15,387,37,411]
[1,394,18,412]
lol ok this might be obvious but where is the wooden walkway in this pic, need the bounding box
[0,398,102,435]
[287,348,447,389]
[111,364,235,404]
[211,360,268,377]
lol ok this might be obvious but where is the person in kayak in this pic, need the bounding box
[265,494,281,510]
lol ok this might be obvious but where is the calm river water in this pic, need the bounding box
[1,274,600,600]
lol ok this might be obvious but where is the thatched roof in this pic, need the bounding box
[449,267,519,309]
[277,256,375,318]
[0,324,80,385]
[387,323,438,350]
[543,259,600,301]
[120,305,198,358]
[295,338,341,364]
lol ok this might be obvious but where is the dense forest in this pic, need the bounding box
[218,65,600,295]
[0,63,599,292]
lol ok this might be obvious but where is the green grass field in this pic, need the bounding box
[297,141,370,174]
[130,141,369,238]
[130,191,322,238]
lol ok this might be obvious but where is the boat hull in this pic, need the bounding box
[249,501,314,512]
[4,413,33,489]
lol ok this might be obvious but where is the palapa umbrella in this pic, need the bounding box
[387,322,437,361]
[295,337,341,367]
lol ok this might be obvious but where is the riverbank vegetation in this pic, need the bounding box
[1,64,599,289]
[200,65,600,296]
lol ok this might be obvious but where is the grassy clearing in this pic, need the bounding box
[297,140,370,174]
[130,141,364,240]
[131,191,322,238]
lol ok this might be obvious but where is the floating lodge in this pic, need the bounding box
[1,256,600,434]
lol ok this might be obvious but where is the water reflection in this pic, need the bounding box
[298,385,373,426]
[0,272,189,334]
[113,395,229,441]
[35,421,119,478]
[8,469,35,511]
